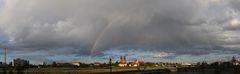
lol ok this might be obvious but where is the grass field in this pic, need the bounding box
[0,66,177,73]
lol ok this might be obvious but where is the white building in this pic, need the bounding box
[71,62,80,66]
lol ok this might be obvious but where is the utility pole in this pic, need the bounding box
[109,58,112,74]
[4,48,6,64]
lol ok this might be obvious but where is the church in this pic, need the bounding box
[118,56,127,67]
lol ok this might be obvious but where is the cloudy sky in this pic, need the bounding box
[1,0,240,64]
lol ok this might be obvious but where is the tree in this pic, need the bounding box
[52,61,57,67]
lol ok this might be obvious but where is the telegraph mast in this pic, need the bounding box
[109,58,112,74]
[4,48,6,64]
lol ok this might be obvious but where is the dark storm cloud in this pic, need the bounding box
[229,0,240,11]
[0,0,240,58]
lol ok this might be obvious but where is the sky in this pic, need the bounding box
[1,0,240,64]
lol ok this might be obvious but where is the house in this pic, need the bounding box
[129,59,141,67]
[71,62,81,66]
[13,58,29,67]
[94,61,101,66]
